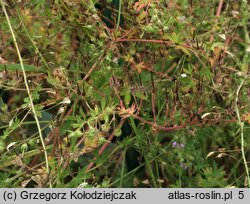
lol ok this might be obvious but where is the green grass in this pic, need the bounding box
[0,0,249,188]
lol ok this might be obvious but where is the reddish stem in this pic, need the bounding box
[209,0,224,43]
[85,119,126,172]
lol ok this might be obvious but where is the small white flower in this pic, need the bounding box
[49,125,53,130]
[78,182,89,188]
[201,112,211,119]
[60,97,71,104]
[232,10,239,18]
[113,57,118,63]
[206,151,215,159]
[217,153,226,158]
[219,34,226,40]
[180,73,187,78]
[9,119,14,127]
[7,142,16,152]
[57,107,65,115]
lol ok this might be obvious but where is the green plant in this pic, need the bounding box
[0,0,249,188]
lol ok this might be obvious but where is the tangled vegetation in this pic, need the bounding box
[0,0,250,188]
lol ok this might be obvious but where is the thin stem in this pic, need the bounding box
[235,78,250,187]
[209,0,224,43]
[236,0,250,187]
[119,149,126,187]
[116,0,122,30]
[85,119,126,172]
[1,1,51,187]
